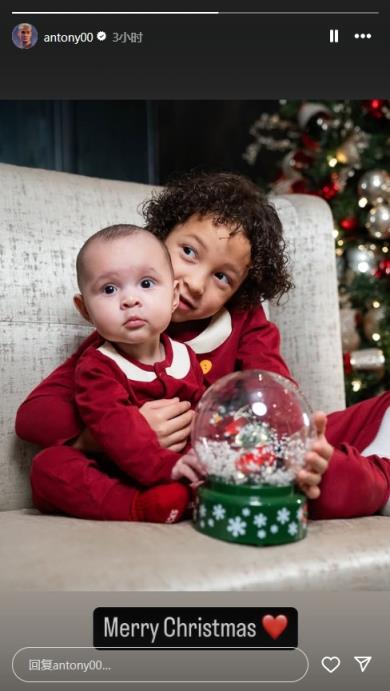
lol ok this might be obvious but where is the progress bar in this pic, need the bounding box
[11,11,380,15]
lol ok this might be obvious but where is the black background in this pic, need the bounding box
[2,2,388,98]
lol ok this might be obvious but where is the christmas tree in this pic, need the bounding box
[244,100,390,405]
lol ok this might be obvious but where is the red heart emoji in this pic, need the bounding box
[262,614,288,640]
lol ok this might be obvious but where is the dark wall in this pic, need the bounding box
[0,100,277,185]
[156,101,277,184]
[0,101,155,183]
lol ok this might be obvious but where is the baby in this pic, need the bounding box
[31,224,205,523]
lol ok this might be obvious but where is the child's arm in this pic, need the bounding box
[15,331,101,446]
[309,446,390,519]
[311,396,390,518]
[236,306,296,383]
[75,350,181,486]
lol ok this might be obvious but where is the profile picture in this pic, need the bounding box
[12,23,38,50]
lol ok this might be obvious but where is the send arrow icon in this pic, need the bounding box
[354,656,372,672]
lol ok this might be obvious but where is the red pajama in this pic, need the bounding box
[30,333,204,522]
[17,305,390,520]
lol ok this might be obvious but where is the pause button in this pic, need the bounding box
[329,29,339,43]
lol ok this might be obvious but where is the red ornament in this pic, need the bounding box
[340,216,359,232]
[321,181,338,200]
[235,447,276,473]
[354,310,363,328]
[236,452,256,473]
[302,133,320,151]
[343,352,353,375]
[291,150,313,170]
[375,259,390,279]
[363,99,385,119]
[255,446,276,466]
[224,419,244,438]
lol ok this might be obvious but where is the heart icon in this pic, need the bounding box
[261,614,288,640]
[321,656,341,674]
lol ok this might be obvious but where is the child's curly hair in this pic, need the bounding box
[142,171,293,310]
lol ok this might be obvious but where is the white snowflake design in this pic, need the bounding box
[253,512,268,528]
[227,517,247,538]
[277,507,291,524]
[212,504,226,520]
[200,520,206,528]
[208,518,215,527]
[296,506,304,521]
[257,529,267,539]
[270,524,279,534]
[242,507,251,517]
[199,504,207,518]
[288,521,298,536]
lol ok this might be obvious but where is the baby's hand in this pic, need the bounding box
[171,449,206,486]
[296,411,334,500]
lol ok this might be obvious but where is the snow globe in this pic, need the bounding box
[192,370,313,546]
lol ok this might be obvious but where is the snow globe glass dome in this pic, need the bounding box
[192,370,313,546]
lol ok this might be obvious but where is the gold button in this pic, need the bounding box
[200,359,212,375]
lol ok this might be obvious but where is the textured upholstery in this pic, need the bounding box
[1,162,386,591]
[1,511,389,591]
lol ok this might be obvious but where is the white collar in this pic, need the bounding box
[184,307,232,354]
[97,338,191,382]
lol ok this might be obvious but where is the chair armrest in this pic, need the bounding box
[270,194,345,413]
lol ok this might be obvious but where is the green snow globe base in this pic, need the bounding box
[192,370,313,547]
[194,480,307,546]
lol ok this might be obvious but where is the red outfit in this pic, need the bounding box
[75,334,204,485]
[30,334,204,522]
[17,305,390,520]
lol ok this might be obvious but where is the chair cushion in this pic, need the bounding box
[1,510,389,590]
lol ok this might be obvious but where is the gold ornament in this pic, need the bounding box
[336,135,360,166]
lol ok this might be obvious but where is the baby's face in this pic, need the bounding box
[78,234,177,346]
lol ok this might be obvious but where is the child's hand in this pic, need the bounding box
[171,449,206,486]
[296,411,334,500]
[139,397,194,452]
